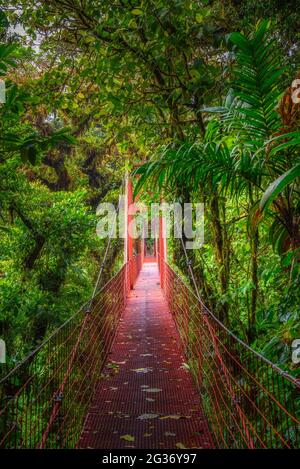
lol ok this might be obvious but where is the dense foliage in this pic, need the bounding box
[0,1,299,378]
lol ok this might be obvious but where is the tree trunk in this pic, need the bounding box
[248,228,259,343]
[209,192,229,324]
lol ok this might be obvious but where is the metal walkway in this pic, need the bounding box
[1,177,300,448]
[79,262,214,449]
[1,256,299,448]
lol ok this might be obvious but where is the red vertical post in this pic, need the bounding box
[141,238,145,265]
[156,238,159,264]
[126,178,134,289]
[159,214,165,289]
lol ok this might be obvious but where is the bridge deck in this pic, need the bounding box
[79,262,214,449]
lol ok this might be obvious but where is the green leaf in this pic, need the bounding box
[20,144,38,165]
[131,8,143,15]
[120,434,135,442]
[260,164,300,211]
[269,132,300,156]
[228,32,251,52]
[0,225,10,232]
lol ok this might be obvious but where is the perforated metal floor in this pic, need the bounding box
[79,263,214,449]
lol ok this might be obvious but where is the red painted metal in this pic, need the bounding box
[144,256,156,263]
[162,261,300,449]
[79,262,214,449]
[130,253,142,289]
[158,215,166,289]
[126,178,134,289]
[125,177,143,289]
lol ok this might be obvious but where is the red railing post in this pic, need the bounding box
[141,238,145,265]
[125,177,134,289]
[124,176,143,289]
[158,213,166,289]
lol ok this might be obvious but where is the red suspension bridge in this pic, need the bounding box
[0,180,299,449]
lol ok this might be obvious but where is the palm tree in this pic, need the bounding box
[134,21,300,339]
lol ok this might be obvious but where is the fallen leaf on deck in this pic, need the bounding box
[132,367,153,374]
[176,443,187,449]
[165,432,176,437]
[180,363,190,370]
[160,415,182,420]
[144,433,152,437]
[137,413,159,420]
[99,373,110,380]
[120,434,135,442]
[142,388,162,393]
[106,363,119,369]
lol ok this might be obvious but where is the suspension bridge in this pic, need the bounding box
[0,180,299,449]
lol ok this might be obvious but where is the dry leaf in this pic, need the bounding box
[106,363,119,369]
[160,415,182,420]
[99,373,110,380]
[131,367,153,374]
[142,388,162,393]
[137,413,159,420]
[176,442,187,449]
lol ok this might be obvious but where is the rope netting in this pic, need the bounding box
[160,260,300,449]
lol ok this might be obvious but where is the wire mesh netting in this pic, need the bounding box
[162,261,300,449]
[0,255,142,448]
